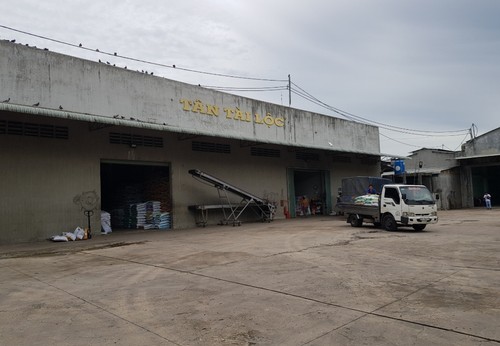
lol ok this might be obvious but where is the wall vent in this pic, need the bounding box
[331,155,352,163]
[251,147,280,158]
[296,151,319,161]
[109,132,163,147]
[0,120,68,139]
[192,141,231,154]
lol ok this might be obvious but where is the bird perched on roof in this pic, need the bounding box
[2,98,10,103]
[79,43,82,47]
[10,39,15,43]
[173,64,176,68]
[114,52,117,56]
[113,114,119,118]
[130,117,135,121]
[32,102,40,107]
[59,105,63,110]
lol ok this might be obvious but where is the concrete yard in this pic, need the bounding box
[0,209,499,345]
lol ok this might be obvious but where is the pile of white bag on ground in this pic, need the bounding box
[50,227,88,242]
[354,194,379,206]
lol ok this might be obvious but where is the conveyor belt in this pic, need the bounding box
[188,169,275,226]
[189,169,268,205]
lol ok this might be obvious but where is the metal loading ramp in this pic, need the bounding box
[188,169,275,226]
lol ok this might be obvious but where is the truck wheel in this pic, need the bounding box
[349,215,363,227]
[412,224,426,231]
[382,214,397,231]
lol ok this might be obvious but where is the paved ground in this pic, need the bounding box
[0,209,499,345]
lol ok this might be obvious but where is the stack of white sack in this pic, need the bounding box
[101,210,112,234]
[50,227,86,242]
[353,194,380,206]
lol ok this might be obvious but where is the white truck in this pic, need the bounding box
[335,184,438,231]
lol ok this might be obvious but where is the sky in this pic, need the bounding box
[1,0,499,157]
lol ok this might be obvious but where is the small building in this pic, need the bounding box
[0,41,382,243]
[457,127,500,208]
[384,149,462,210]
[405,149,462,210]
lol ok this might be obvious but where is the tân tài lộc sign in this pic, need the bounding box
[180,99,285,128]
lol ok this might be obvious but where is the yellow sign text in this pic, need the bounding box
[180,99,285,128]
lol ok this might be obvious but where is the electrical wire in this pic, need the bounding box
[290,83,472,150]
[0,24,287,83]
[201,85,288,92]
[291,82,469,135]
[453,131,472,151]
[379,132,422,149]
[1,24,474,150]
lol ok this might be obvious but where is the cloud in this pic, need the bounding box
[1,0,499,155]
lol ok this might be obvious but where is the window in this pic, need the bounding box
[384,187,400,204]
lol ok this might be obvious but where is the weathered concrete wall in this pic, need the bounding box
[461,128,500,157]
[459,166,474,208]
[407,149,458,172]
[0,40,382,243]
[0,115,101,242]
[431,168,462,210]
[0,111,374,243]
[0,40,380,155]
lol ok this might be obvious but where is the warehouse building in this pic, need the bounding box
[457,127,500,208]
[0,40,381,243]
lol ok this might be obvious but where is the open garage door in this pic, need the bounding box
[472,165,500,207]
[100,161,172,230]
[287,169,331,218]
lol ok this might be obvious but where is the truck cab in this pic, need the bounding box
[380,184,438,231]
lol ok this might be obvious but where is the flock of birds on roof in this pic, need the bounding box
[2,38,181,76]
[2,38,182,126]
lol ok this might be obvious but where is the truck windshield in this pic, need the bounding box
[400,186,434,205]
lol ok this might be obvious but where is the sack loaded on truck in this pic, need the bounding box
[334,177,438,231]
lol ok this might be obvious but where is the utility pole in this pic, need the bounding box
[288,74,291,106]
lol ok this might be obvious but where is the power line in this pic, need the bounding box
[0,24,287,83]
[290,82,469,135]
[290,88,467,137]
[453,131,472,151]
[1,24,474,150]
[379,132,422,149]
[201,85,288,92]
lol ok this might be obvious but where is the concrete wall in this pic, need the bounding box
[462,128,500,157]
[0,112,376,243]
[0,114,101,242]
[430,168,462,210]
[0,40,382,243]
[407,149,458,172]
[0,40,380,155]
